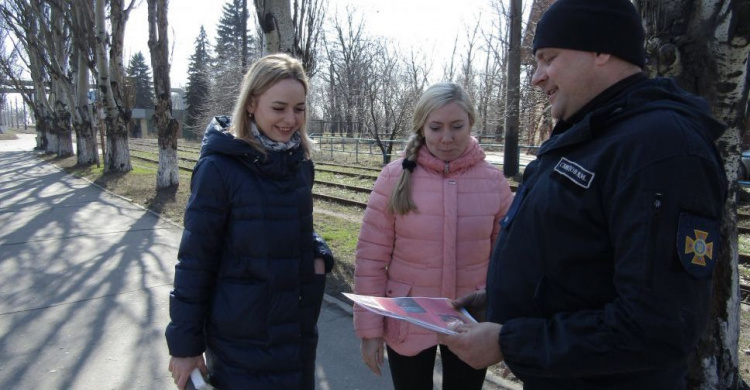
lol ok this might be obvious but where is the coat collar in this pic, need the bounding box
[416,137,486,175]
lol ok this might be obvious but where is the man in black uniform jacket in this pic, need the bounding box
[439,0,728,388]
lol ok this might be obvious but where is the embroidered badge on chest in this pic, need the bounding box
[553,157,595,189]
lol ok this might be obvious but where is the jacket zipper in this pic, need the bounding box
[645,192,662,289]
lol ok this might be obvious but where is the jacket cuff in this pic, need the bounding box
[313,232,335,273]
[165,322,206,358]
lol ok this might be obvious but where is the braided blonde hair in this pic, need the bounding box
[388,82,476,215]
[388,133,424,214]
[230,53,313,157]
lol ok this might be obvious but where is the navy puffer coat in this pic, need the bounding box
[166,116,334,389]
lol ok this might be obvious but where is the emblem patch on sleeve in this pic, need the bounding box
[553,157,595,189]
[676,212,720,279]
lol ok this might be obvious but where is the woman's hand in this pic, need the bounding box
[360,337,385,376]
[314,257,325,275]
[168,355,207,389]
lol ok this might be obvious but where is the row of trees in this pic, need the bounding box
[0,0,748,387]
[0,0,180,186]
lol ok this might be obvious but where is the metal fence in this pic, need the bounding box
[309,134,540,167]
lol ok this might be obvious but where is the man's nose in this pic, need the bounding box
[531,66,545,87]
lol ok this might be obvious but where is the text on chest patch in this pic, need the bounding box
[553,157,595,189]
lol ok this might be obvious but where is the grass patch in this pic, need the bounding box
[314,212,360,265]
[314,210,361,298]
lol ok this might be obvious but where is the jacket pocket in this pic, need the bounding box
[384,279,412,343]
[209,281,268,340]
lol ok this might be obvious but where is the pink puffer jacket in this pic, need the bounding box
[353,137,513,356]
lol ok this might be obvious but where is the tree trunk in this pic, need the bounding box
[71,0,99,165]
[75,50,98,165]
[241,0,248,70]
[637,0,750,388]
[95,0,132,172]
[148,0,179,188]
[503,0,522,178]
[255,0,295,54]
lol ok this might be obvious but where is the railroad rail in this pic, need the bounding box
[316,161,382,173]
[129,143,382,181]
[129,154,371,207]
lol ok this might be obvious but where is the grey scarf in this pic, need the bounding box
[251,121,301,151]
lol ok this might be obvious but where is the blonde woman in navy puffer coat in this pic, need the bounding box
[166,54,333,390]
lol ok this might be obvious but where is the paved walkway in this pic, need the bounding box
[0,134,518,389]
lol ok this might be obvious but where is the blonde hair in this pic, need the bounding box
[229,53,312,157]
[388,82,476,215]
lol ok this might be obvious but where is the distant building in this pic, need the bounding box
[130,88,187,138]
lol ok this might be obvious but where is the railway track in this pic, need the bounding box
[129,154,371,207]
[130,140,746,232]
[130,143,381,180]
[316,161,382,173]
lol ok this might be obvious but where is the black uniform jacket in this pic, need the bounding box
[486,75,727,389]
[165,116,334,390]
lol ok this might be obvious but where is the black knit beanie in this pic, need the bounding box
[532,0,645,68]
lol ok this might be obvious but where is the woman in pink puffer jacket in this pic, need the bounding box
[353,82,513,389]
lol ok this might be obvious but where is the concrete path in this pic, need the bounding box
[0,134,519,389]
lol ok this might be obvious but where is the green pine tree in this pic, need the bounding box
[126,52,154,109]
[184,26,212,135]
[205,0,257,122]
[214,0,247,64]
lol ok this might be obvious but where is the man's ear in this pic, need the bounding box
[594,52,612,66]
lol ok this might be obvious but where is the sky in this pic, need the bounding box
[124,0,493,87]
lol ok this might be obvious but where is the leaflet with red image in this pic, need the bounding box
[343,293,477,335]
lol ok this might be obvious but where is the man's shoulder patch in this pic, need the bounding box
[676,212,720,279]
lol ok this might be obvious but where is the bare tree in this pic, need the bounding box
[520,0,553,148]
[37,0,75,157]
[442,36,460,82]
[95,0,135,172]
[0,0,56,151]
[636,0,750,388]
[292,0,326,76]
[147,0,179,188]
[255,0,295,54]
[361,40,420,164]
[68,0,101,165]
[324,7,373,138]
[458,21,481,101]
[482,0,510,144]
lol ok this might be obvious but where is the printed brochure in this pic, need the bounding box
[343,293,477,335]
